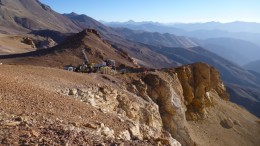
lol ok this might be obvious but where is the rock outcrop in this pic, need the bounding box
[86,29,101,38]
[20,36,57,50]
[142,73,193,146]
[173,63,229,120]
[125,62,230,145]
[21,37,36,48]
[59,84,178,145]
[57,62,229,146]
[34,37,57,49]
[2,63,259,146]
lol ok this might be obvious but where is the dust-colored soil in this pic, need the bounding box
[0,65,153,145]
[187,91,260,146]
[0,35,35,55]
[0,64,259,146]
[0,30,137,69]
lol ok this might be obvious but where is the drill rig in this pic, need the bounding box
[74,49,95,73]
[64,49,116,74]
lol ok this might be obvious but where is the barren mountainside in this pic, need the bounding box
[0,63,259,146]
[2,10,260,117]
[0,0,260,145]
[0,29,174,69]
[0,0,80,33]
[114,27,198,48]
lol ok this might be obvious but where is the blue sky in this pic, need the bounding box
[40,0,260,23]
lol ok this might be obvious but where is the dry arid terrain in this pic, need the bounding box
[0,64,259,146]
[187,95,260,146]
[0,64,179,145]
[0,1,260,146]
[0,34,35,54]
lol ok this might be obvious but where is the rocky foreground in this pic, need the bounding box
[0,63,259,146]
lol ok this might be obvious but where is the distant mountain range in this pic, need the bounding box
[196,38,260,65]
[170,21,260,33]
[0,0,260,117]
[103,20,260,46]
[113,27,198,48]
[104,20,260,66]
[103,20,260,33]
[185,30,260,47]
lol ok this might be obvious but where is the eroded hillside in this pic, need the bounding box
[0,29,174,69]
[0,63,259,146]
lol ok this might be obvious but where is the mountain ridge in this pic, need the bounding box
[103,20,260,33]
[196,37,260,65]
[104,20,260,46]
[1,0,260,117]
[0,0,260,145]
[0,29,138,68]
[243,60,260,73]
[0,0,81,33]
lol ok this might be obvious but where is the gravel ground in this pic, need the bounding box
[0,65,156,145]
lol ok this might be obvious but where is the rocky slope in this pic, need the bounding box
[0,63,259,146]
[0,29,137,68]
[145,45,260,117]
[0,2,259,146]
[99,21,260,118]
[104,23,260,118]
[0,64,180,145]
[0,29,174,69]
[2,28,260,118]
[0,34,36,54]
[0,34,57,55]
[226,83,260,117]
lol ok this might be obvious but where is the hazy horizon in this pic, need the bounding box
[100,20,260,24]
[40,0,260,23]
